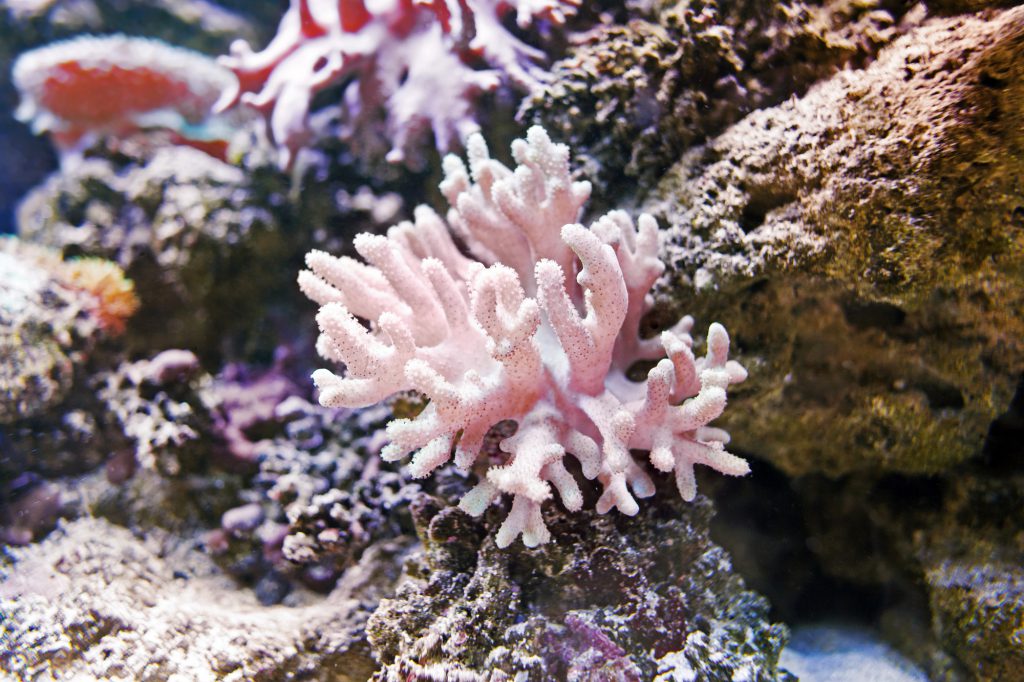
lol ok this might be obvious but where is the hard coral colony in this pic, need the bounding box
[300,127,749,547]
[217,0,578,166]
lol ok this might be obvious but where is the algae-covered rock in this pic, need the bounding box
[17,147,289,359]
[925,557,1024,682]
[523,0,911,204]
[0,238,136,486]
[775,415,1024,681]
[916,461,1024,682]
[644,7,1024,476]
[17,144,405,363]
[367,490,791,681]
[2,343,246,545]
[0,242,101,423]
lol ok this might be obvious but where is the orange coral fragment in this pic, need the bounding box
[59,258,140,335]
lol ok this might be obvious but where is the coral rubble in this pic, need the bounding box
[0,517,408,681]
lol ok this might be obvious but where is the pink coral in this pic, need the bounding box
[216,0,577,167]
[13,35,237,158]
[299,126,749,547]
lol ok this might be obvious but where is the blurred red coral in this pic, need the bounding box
[13,35,238,158]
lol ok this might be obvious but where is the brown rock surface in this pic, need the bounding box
[646,6,1024,476]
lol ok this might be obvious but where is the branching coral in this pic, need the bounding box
[216,0,577,167]
[299,126,748,547]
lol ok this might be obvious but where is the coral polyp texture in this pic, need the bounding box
[12,34,237,155]
[299,126,749,547]
[216,0,577,166]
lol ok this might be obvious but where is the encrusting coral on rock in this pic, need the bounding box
[300,126,749,547]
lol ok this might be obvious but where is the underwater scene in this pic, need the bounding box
[1,1,1022,680]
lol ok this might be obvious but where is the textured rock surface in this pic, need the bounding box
[16,144,405,363]
[0,517,409,681]
[0,239,134,501]
[210,397,420,600]
[925,550,1024,682]
[1,346,247,550]
[367,490,791,681]
[16,147,288,359]
[926,0,1022,15]
[0,240,111,424]
[523,0,914,204]
[916,456,1024,682]
[644,6,1024,476]
[779,399,1024,682]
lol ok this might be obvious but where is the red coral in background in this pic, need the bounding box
[13,35,239,160]
[216,0,578,167]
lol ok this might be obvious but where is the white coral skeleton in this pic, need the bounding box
[299,126,749,547]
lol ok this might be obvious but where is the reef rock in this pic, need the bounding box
[645,6,1024,476]
[922,486,1024,682]
[210,396,419,601]
[523,0,914,203]
[367,489,791,681]
[0,238,134,479]
[17,146,287,359]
